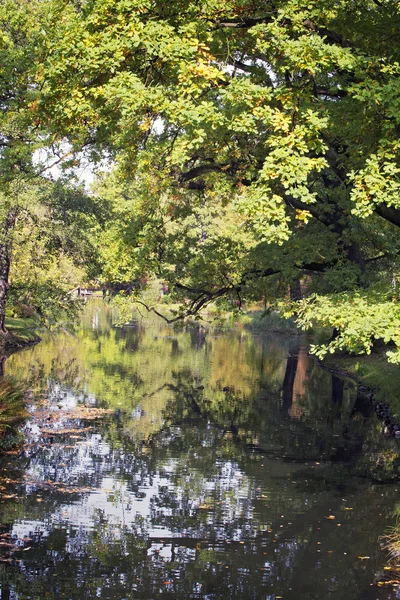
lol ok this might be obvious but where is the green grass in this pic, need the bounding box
[4,316,40,343]
[236,309,302,333]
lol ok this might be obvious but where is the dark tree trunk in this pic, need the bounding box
[289,279,302,301]
[0,208,17,335]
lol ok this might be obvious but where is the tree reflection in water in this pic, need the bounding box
[0,306,398,599]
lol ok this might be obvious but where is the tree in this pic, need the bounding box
[7,178,106,326]
[0,0,63,337]
[0,0,42,335]
[40,0,400,360]
[0,1,110,340]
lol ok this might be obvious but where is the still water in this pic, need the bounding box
[0,303,399,599]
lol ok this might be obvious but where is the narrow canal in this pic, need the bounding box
[0,302,399,599]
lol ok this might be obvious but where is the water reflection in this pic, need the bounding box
[0,303,398,599]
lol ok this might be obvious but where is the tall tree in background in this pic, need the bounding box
[0,0,107,340]
[7,178,106,326]
[38,0,400,360]
[0,0,45,335]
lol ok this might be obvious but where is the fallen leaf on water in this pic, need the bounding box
[344,507,354,511]
[377,580,400,587]
[325,515,336,520]
[357,556,370,560]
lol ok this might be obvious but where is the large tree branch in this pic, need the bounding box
[302,19,354,48]
[132,258,336,324]
[284,195,334,225]
[375,204,400,228]
[178,162,228,183]
[314,87,348,98]
[213,16,276,30]
[321,142,400,230]
[213,13,355,49]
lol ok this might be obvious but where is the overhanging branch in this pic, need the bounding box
[131,259,334,323]
[375,204,400,229]
[179,163,228,183]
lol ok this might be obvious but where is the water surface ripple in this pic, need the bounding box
[0,304,398,599]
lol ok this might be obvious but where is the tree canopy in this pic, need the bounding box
[4,0,400,360]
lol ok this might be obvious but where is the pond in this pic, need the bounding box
[0,302,399,599]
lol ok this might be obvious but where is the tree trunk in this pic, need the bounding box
[289,278,302,301]
[0,208,18,335]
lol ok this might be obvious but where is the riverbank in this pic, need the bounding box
[2,316,41,353]
[237,309,400,437]
[322,350,400,440]
[0,318,39,449]
[235,309,399,415]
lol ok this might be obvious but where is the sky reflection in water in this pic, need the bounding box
[0,303,399,599]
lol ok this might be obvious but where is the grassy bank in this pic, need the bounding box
[3,316,41,349]
[232,308,302,334]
